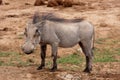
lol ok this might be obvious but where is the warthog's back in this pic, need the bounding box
[43,20,94,48]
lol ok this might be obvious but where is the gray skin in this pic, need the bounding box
[22,13,94,73]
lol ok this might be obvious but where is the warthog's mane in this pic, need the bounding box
[32,12,84,24]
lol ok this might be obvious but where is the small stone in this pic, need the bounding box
[26,73,32,78]
[65,74,73,80]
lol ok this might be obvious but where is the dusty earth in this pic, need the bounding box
[0,0,120,80]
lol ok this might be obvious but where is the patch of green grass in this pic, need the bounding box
[46,61,52,68]
[94,48,119,62]
[0,52,11,57]
[115,48,120,55]
[16,60,33,67]
[0,51,35,67]
[9,56,34,67]
[0,47,119,67]
[0,61,4,66]
[95,38,106,44]
[57,48,119,65]
[17,36,23,39]
[94,37,120,62]
[57,53,84,65]
[95,38,117,45]
[0,52,19,57]
[0,59,16,66]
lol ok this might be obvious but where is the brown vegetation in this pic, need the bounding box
[47,0,59,7]
[34,0,85,7]
[47,0,73,7]
[34,0,45,6]
[63,0,73,7]
[56,0,63,5]
[0,0,2,5]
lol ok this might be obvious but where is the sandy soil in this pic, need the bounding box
[0,0,120,80]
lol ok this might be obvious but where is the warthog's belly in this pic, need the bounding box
[58,36,80,48]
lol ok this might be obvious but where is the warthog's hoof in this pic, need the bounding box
[50,67,57,72]
[37,65,44,70]
[83,68,92,73]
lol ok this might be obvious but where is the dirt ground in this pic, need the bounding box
[0,0,120,80]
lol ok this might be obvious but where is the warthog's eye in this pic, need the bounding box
[36,29,38,33]
[34,29,39,37]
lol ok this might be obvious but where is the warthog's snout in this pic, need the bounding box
[22,47,34,54]
[22,42,34,54]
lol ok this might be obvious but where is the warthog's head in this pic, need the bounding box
[22,22,41,54]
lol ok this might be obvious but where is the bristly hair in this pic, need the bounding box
[33,12,41,24]
[32,12,84,24]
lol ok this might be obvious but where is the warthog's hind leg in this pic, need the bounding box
[79,40,93,73]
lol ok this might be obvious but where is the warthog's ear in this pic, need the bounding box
[34,21,44,28]
[26,20,33,27]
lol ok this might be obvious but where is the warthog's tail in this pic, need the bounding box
[92,30,95,50]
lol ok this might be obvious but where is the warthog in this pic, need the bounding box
[22,12,94,73]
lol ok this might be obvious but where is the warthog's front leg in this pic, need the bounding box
[37,44,47,70]
[50,43,58,72]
